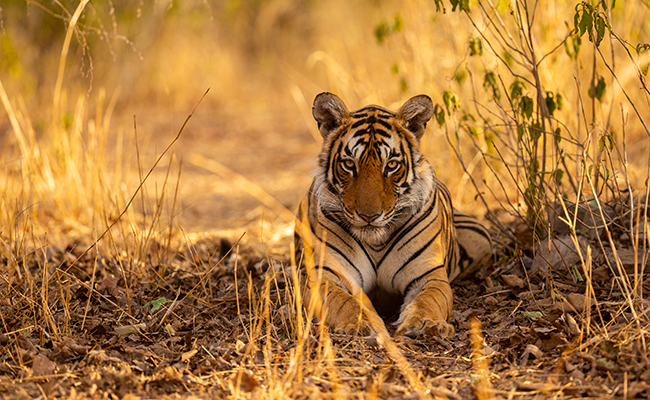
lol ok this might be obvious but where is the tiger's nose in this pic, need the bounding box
[358,212,380,222]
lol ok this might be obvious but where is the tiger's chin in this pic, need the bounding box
[349,224,391,246]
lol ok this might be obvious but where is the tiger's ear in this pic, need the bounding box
[312,92,349,138]
[398,95,434,140]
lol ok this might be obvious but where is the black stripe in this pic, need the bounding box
[351,119,367,129]
[391,226,442,287]
[353,106,394,115]
[372,128,392,139]
[402,266,446,296]
[454,224,490,239]
[321,209,377,271]
[323,240,364,287]
[376,187,437,268]
[307,211,364,286]
[374,119,393,130]
[397,217,437,251]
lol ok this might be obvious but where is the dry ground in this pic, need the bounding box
[1,116,649,399]
[2,221,649,399]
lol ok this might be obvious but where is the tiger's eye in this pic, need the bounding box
[386,160,399,170]
[342,159,355,169]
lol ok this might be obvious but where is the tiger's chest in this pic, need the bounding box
[311,184,454,294]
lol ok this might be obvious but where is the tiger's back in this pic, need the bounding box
[295,93,492,337]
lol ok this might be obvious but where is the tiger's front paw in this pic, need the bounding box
[395,316,454,338]
[324,294,372,335]
[394,301,454,338]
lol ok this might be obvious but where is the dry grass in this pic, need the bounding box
[1,0,649,399]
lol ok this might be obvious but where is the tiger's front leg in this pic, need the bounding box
[309,267,377,335]
[394,278,454,338]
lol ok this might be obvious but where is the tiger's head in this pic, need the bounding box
[312,92,436,245]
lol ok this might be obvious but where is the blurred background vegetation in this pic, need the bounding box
[1,0,649,242]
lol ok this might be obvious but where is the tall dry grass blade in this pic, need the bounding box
[52,0,89,133]
[54,88,209,283]
[584,165,648,357]
[469,317,493,400]
[296,207,429,397]
[0,79,31,163]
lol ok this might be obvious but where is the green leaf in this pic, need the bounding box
[590,76,606,101]
[374,21,389,43]
[393,14,403,32]
[554,169,564,186]
[454,68,467,84]
[565,33,582,59]
[522,311,543,319]
[598,133,613,152]
[601,0,616,11]
[469,37,483,56]
[483,71,500,100]
[554,127,562,143]
[593,13,607,47]
[545,92,557,116]
[602,340,620,355]
[597,358,616,369]
[461,112,478,136]
[443,90,461,114]
[450,0,470,12]
[510,80,525,101]
[400,77,408,93]
[517,125,525,141]
[576,6,593,37]
[636,43,650,55]
[143,296,173,313]
[637,43,650,76]
[519,95,534,120]
[433,104,446,127]
[433,0,446,13]
[571,265,584,282]
[503,51,514,67]
[528,122,541,141]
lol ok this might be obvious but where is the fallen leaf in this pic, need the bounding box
[181,349,198,362]
[483,296,498,306]
[524,344,543,358]
[597,358,616,370]
[502,274,524,288]
[235,339,246,355]
[97,275,119,292]
[232,370,257,392]
[114,323,146,336]
[32,355,55,377]
[522,311,543,319]
[532,235,588,274]
[565,314,581,336]
[566,293,585,311]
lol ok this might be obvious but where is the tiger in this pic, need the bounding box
[294,92,493,338]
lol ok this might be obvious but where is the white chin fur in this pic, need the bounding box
[349,224,390,246]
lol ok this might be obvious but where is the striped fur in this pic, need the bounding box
[295,93,492,337]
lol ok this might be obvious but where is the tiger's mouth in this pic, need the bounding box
[343,210,397,243]
[349,222,392,245]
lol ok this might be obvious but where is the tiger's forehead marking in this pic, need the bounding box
[343,106,402,162]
